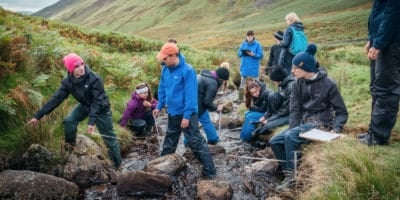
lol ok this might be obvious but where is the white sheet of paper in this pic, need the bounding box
[299,128,340,142]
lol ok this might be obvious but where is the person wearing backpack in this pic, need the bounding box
[279,12,308,75]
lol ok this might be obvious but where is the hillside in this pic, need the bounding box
[34,0,371,49]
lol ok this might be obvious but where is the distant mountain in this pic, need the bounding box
[34,0,371,48]
[18,11,34,15]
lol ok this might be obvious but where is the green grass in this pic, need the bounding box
[301,139,400,200]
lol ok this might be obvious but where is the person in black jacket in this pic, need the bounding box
[27,53,122,167]
[269,44,348,191]
[266,31,284,75]
[254,66,294,137]
[196,67,230,144]
[240,80,271,142]
[358,0,400,146]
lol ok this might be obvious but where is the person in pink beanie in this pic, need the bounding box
[27,53,122,167]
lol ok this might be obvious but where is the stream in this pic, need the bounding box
[83,90,287,200]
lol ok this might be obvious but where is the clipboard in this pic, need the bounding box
[241,49,251,56]
[299,128,341,142]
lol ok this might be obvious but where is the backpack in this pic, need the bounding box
[289,27,308,56]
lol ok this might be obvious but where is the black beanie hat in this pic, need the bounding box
[274,30,284,41]
[216,67,230,80]
[269,66,288,82]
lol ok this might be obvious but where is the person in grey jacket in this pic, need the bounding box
[27,53,122,167]
[196,67,230,144]
[269,44,348,191]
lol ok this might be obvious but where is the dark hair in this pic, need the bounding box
[136,82,153,101]
[245,81,260,108]
[246,30,254,36]
[167,38,177,44]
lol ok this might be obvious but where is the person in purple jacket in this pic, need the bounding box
[119,82,158,136]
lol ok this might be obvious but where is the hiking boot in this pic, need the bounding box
[356,132,368,139]
[144,126,153,135]
[250,140,267,149]
[251,127,262,137]
[276,170,295,192]
[208,141,218,145]
[358,133,378,146]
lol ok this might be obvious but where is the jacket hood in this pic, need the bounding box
[280,75,295,87]
[291,22,305,31]
[199,69,223,86]
[304,67,328,84]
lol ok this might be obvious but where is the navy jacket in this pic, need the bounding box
[368,0,400,50]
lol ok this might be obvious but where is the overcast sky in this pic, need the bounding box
[0,0,59,12]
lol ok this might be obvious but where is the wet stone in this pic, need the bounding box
[197,180,233,200]
[117,170,171,196]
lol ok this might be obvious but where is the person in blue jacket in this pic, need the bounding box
[358,0,400,146]
[152,43,216,179]
[237,30,264,101]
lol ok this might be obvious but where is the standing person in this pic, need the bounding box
[279,12,307,75]
[358,0,400,146]
[119,82,158,136]
[269,44,348,191]
[254,66,294,136]
[237,30,264,102]
[152,43,216,178]
[266,31,284,75]
[240,80,271,142]
[27,53,122,167]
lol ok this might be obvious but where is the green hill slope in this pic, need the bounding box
[34,0,371,48]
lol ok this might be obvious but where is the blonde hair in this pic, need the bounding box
[220,62,230,70]
[285,12,300,24]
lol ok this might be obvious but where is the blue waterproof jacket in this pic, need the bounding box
[156,54,198,119]
[368,0,400,50]
[237,39,263,77]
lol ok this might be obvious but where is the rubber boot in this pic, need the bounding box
[238,88,244,103]
[276,170,295,192]
[144,126,153,135]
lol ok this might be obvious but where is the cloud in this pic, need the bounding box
[0,0,59,12]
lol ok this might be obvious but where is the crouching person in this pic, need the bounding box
[27,53,122,167]
[119,82,158,136]
[254,66,294,136]
[240,80,271,142]
[269,44,348,191]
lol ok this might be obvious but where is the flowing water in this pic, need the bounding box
[83,91,287,200]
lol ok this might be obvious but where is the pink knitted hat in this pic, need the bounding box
[63,53,84,73]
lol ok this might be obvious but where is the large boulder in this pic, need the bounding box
[63,134,116,187]
[0,170,79,200]
[144,154,186,176]
[22,144,53,173]
[117,170,171,196]
[197,180,233,200]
